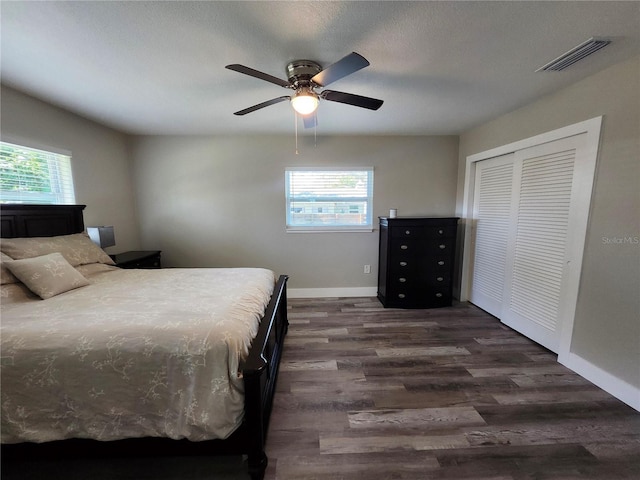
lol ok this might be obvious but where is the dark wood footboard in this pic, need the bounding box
[243,273,289,479]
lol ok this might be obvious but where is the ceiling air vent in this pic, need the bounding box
[536,37,611,72]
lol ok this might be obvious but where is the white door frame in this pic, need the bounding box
[460,116,602,360]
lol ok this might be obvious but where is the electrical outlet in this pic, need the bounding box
[364,264,371,274]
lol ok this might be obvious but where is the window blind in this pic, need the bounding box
[0,141,75,204]
[285,167,374,231]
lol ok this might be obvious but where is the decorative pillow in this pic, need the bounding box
[4,252,90,299]
[1,252,20,285]
[1,232,115,267]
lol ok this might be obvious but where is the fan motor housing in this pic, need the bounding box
[286,60,322,87]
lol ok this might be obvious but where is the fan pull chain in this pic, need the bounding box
[294,111,299,155]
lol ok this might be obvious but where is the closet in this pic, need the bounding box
[464,118,601,354]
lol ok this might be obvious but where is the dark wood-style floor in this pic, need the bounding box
[4,298,639,479]
[264,298,640,479]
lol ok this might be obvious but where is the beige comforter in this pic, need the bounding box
[0,266,276,443]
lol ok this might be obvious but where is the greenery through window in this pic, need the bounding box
[0,141,75,204]
[285,167,374,232]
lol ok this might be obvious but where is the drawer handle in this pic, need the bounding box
[435,293,443,298]
[437,260,445,266]
[399,278,406,283]
[399,261,408,267]
[400,245,408,250]
[437,277,444,282]
[438,229,444,235]
[405,230,411,235]
[439,244,446,249]
[398,293,406,299]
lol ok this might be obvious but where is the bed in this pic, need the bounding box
[0,204,288,480]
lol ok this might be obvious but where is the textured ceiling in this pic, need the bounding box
[1,1,639,136]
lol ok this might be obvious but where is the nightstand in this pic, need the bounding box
[110,250,162,269]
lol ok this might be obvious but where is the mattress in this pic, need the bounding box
[0,266,276,443]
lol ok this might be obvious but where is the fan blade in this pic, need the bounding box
[226,64,291,88]
[233,96,290,115]
[321,90,383,110]
[311,52,370,87]
[303,113,318,129]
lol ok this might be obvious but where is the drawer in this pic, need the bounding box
[424,273,451,287]
[390,225,456,239]
[387,274,416,288]
[388,273,450,289]
[391,238,455,255]
[384,288,452,309]
[131,257,161,269]
[388,258,421,277]
[389,256,451,274]
[423,256,452,274]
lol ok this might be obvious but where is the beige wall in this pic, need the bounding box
[0,86,141,254]
[131,134,459,289]
[457,56,640,388]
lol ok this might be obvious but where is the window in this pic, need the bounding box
[285,167,374,232]
[0,141,75,204]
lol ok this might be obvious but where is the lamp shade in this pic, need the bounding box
[87,226,115,248]
[291,90,319,115]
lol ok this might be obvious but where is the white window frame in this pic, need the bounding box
[285,167,374,233]
[0,140,75,204]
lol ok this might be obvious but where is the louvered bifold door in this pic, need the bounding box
[501,135,584,353]
[469,154,515,318]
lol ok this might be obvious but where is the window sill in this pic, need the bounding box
[286,227,374,234]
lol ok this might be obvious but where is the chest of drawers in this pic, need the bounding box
[377,217,458,308]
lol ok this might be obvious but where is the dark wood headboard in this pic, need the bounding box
[0,204,86,238]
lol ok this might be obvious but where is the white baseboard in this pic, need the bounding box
[559,351,640,412]
[288,287,378,298]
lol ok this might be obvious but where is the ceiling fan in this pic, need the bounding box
[225,52,383,127]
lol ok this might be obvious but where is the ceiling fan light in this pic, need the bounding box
[291,90,319,115]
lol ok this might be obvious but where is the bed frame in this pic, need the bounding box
[0,204,289,480]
